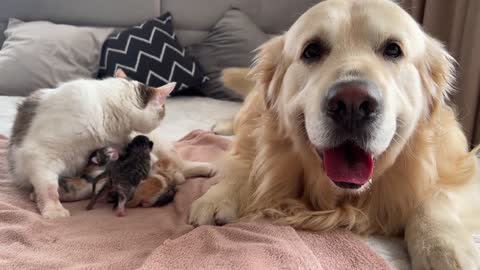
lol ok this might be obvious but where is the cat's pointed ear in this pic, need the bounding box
[155,82,176,99]
[115,68,128,78]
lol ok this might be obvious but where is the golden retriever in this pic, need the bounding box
[190,0,480,268]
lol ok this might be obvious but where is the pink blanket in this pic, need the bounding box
[0,131,390,270]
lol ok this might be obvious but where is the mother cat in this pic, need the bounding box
[8,69,175,218]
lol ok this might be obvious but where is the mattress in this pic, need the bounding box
[0,95,411,269]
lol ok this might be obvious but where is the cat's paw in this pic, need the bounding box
[188,186,237,226]
[411,235,480,270]
[199,162,217,178]
[114,208,126,217]
[205,165,217,178]
[40,202,70,219]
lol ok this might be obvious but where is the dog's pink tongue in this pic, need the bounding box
[322,143,374,185]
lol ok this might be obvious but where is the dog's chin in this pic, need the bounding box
[313,140,376,193]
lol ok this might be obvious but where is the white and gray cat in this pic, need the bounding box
[8,69,214,219]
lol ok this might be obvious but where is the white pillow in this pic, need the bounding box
[0,19,114,96]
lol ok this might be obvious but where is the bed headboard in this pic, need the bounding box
[0,0,320,47]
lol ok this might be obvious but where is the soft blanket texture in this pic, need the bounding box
[0,131,391,270]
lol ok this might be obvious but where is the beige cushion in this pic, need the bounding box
[0,19,114,96]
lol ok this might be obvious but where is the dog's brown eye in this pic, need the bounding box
[302,43,326,61]
[383,42,402,59]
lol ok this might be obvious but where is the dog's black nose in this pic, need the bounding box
[325,80,381,131]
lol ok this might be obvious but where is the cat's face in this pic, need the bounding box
[115,69,176,133]
[91,147,119,166]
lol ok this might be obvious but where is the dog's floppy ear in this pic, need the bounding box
[250,36,286,109]
[419,36,456,112]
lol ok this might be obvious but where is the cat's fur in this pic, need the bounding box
[7,69,175,218]
[29,146,119,202]
[127,157,183,208]
[60,146,119,202]
[86,135,153,217]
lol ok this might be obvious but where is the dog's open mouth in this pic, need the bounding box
[320,141,374,189]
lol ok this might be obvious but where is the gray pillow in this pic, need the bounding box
[0,19,115,96]
[188,9,268,101]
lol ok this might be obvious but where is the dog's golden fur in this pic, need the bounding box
[221,68,255,98]
[211,68,253,136]
[191,0,480,268]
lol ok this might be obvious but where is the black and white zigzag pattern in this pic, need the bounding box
[97,13,207,95]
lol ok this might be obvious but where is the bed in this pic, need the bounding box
[0,94,413,269]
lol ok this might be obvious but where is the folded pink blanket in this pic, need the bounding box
[0,131,390,270]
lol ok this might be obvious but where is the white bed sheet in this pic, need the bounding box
[0,95,412,269]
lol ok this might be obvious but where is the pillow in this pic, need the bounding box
[188,9,269,101]
[0,19,115,96]
[97,13,207,96]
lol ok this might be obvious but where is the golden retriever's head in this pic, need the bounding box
[252,0,454,193]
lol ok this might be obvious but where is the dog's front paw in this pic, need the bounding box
[188,188,237,226]
[411,236,480,270]
[40,202,70,219]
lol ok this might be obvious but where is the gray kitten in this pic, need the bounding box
[86,135,154,217]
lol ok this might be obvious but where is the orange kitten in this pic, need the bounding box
[127,158,184,208]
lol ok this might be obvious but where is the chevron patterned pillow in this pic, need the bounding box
[97,13,207,96]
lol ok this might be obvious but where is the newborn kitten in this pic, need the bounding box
[126,157,185,208]
[58,147,119,202]
[86,135,154,217]
[8,69,175,218]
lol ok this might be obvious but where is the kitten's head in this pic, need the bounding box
[126,135,154,154]
[115,69,176,133]
[90,147,119,166]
